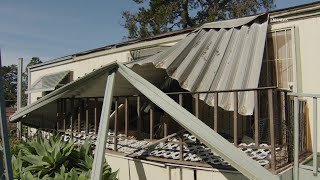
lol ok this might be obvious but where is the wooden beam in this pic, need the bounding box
[195,93,199,118]
[86,98,89,133]
[94,98,98,134]
[214,93,218,132]
[114,97,118,151]
[125,97,129,137]
[234,92,238,146]
[77,99,81,133]
[150,102,154,140]
[137,96,142,139]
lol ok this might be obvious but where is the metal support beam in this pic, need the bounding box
[0,50,13,179]
[268,89,276,172]
[91,69,116,180]
[294,96,299,180]
[118,63,277,180]
[313,97,318,176]
[17,58,23,138]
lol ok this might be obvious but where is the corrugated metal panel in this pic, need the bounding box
[10,63,118,123]
[127,15,268,115]
[26,71,70,93]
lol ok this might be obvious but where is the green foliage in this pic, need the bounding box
[12,135,118,180]
[122,0,275,39]
[1,65,17,107]
[0,57,42,107]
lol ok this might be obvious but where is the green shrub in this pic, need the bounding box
[12,135,118,180]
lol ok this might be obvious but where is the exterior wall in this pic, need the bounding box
[29,52,130,103]
[106,154,247,180]
[270,15,320,151]
[28,38,183,103]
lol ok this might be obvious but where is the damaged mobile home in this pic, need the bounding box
[10,2,320,180]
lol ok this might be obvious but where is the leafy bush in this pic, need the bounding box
[12,135,118,180]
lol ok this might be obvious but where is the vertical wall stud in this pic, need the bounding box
[214,93,218,132]
[254,91,259,146]
[234,92,238,146]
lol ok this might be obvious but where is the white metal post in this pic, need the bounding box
[0,49,13,179]
[91,69,116,180]
[294,96,299,180]
[17,58,23,138]
[313,97,318,175]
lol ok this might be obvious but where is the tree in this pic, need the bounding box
[1,65,17,107]
[122,0,275,39]
[0,57,42,107]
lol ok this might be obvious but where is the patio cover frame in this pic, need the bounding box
[91,63,279,180]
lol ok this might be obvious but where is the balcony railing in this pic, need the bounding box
[56,87,305,174]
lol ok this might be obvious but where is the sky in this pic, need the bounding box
[0,0,318,66]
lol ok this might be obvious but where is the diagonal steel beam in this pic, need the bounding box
[91,69,116,180]
[118,63,278,180]
[0,50,13,180]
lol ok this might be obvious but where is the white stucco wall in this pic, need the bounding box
[105,154,247,180]
[270,15,320,151]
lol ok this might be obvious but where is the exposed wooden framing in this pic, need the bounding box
[63,98,66,131]
[254,91,259,146]
[125,97,129,137]
[56,99,60,130]
[85,98,89,133]
[70,98,74,138]
[195,93,199,118]
[137,96,142,139]
[94,98,98,134]
[163,117,168,137]
[268,89,276,172]
[77,99,81,133]
[150,102,154,140]
[214,93,218,132]
[114,97,119,151]
[179,136,184,161]
[118,64,277,180]
[233,92,238,146]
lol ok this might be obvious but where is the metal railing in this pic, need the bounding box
[289,93,320,179]
[56,87,295,173]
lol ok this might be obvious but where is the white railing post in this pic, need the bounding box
[313,97,318,176]
[294,96,299,180]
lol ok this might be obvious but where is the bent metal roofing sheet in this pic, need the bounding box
[26,71,70,93]
[127,14,268,115]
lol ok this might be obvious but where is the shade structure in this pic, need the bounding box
[127,14,268,115]
[26,70,70,93]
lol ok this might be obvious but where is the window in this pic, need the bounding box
[260,28,294,89]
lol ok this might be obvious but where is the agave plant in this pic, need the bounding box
[12,134,118,180]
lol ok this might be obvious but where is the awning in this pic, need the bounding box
[10,62,165,126]
[127,14,268,115]
[26,71,71,93]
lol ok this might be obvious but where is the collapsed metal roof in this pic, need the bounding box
[127,14,268,115]
[26,71,70,93]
